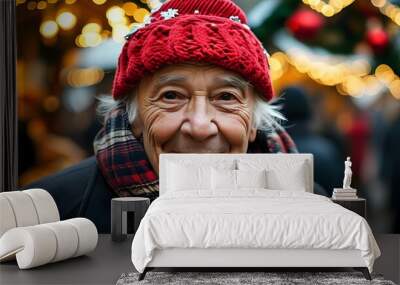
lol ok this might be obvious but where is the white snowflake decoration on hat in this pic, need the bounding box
[229,16,241,23]
[229,15,251,30]
[161,8,179,20]
[125,6,252,41]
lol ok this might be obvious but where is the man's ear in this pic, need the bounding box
[249,126,257,142]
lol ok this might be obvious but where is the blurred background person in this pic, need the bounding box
[382,109,400,233]
[279,86,343,195]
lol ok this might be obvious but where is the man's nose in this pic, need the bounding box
[180,95,218,141]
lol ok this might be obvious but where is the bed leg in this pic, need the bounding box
[354,267,371,280]
[138,268,148,281]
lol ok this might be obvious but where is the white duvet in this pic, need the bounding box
[131,190,380,273]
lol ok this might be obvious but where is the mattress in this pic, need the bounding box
[131,190,380,273]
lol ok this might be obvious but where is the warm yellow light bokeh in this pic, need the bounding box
[133,8,150,23]
[40,20,59,38]
[37,1,47,10]
[93,0,107,5]
[56,12,77,30]
[106,6,125,21]
[82,23,102,34]
[123,2,138,16]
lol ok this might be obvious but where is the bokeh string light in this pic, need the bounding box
[56,11,77,30]
[302,0,400,25]
[269,50,400,99]
[76,23,103,48]
[301,0,355,17]
[40,20,59,38]
[18,0,163,46]
[65,67,105,88]
[371,0,400,26]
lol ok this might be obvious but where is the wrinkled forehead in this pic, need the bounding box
[142,62,254,91]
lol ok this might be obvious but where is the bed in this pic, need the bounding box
[131,154,381,280]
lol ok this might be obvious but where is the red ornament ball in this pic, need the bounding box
[366,28,389,54]
[286,9,324,40]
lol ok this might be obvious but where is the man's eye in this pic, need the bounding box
[162,91,180,100]
[215,92,236,101]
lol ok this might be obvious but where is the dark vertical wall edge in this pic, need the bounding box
[0,0,18,192]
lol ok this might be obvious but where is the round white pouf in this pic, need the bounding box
[65,218,98,257]
[0,218,98,269]
[0,196,17,238]
[0,225,57,269]
[42,221,79,262]
[0,191,39,228]
[0,189,60,238]
[24,188,60,224]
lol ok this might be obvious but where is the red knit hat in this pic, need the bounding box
[112,0,274,101]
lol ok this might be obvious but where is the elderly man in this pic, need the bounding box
[25,0,299,232]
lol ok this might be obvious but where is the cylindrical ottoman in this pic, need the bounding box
[111,197,150,242]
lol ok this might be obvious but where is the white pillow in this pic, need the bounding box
[211,168,268,190]
[167,162,212,192]
[267,167,307,192]
[238,159,308,192]
[166,158,237,171]
[211,168,237,190]
[236,169,267,189]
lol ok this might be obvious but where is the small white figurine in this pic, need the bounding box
[343,157,353,189]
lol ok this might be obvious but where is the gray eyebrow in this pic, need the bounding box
[153,74,252,91]
[154,75,187,90]
[213,75,252,91]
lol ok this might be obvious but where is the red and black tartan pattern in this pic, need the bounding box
[93,106,298,198]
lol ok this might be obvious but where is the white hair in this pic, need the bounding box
[96,93,138,124]
[96,93,285,133]
[252,95,286,132]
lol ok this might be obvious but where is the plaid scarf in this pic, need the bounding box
[93,106,297,198]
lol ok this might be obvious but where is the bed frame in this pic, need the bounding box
[139,248,371,280]
[138,154,372,281]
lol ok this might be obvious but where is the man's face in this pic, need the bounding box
[132,63,257,173]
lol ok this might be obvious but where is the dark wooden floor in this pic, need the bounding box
[373,234,400,284]
[0,234,399,284]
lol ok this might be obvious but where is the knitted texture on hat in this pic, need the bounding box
[112,0,274,101]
